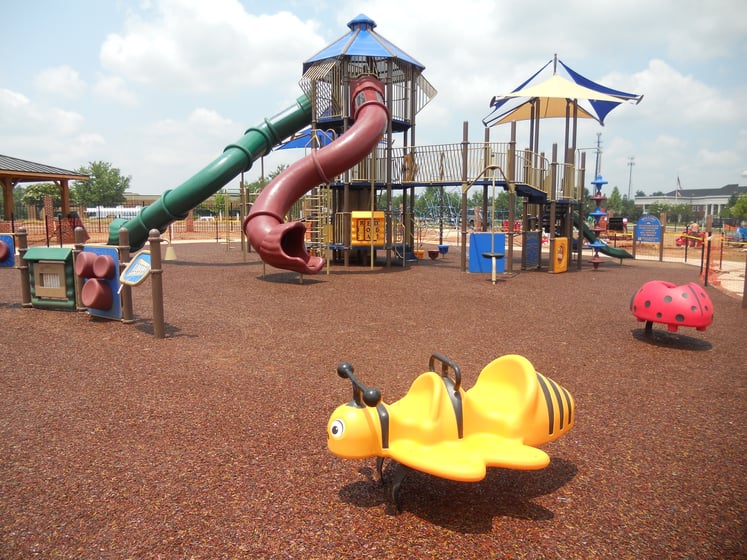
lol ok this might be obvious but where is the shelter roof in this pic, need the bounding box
[486,90,601,126]
[483,56,642,127]
[303,14,425,72]
[0,154,88,183]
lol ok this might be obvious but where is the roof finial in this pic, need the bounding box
[347,14,376,30]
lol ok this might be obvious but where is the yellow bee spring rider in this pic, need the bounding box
[327,354,575,505]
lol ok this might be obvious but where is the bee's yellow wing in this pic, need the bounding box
[388,434,549,482]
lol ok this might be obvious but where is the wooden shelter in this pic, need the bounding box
[0,154,89,220]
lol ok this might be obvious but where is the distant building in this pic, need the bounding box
[634,184,746,222]
[123,192,162,206]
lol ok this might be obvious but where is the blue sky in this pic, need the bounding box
[2,0,746,197]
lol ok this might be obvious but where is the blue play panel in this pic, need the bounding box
[468,233,506,274]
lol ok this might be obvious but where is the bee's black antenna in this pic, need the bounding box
[337,362,381,408]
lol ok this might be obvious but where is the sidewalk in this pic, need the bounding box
[711,254,746,299]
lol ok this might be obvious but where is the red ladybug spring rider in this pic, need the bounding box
[630,281,713,334]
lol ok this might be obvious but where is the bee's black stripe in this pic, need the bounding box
[547,377,565,430]
[560,385,573,427]
[536,373,554,435]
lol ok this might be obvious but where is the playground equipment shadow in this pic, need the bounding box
[0,242,745,559]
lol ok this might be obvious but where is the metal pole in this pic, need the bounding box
[73,227,86,311]
[577,152,586,270]
[148,229,165,339]
[460,122,469,272]
[547,144,558,272]
[627,156,635,200]
[118,227,134,323]
[16,227,31,307]
[491,172,496,285]
[703,215,713,287]
[507,187,515,273]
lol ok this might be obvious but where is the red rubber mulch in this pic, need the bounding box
[1,242,745,559]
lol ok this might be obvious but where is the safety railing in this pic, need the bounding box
[341,141,579,202]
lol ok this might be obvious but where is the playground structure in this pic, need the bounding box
[86,15,640,276]
[3,225,169,336]
[327,353,575,505]
[587,174,609,269]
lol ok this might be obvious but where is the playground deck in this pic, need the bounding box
[1,243,745,559]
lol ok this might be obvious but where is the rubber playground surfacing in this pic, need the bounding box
[1,242,745,559]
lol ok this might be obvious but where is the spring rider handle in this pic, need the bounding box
[428,353,462,391]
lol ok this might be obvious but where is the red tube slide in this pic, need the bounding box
[244,76,389,274]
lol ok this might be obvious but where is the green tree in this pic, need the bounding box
[242,164,288,196]
[21,182,63,206]
[72,161,130,207]
[213,189,230,212]
[620,197,639,221]
[467,189,484,207]
[0,184,28,218]
[669,203,693,226]
[606,186,623,215]
[645,202,671,218]
[723,195,747,220]
[384,192,404,213]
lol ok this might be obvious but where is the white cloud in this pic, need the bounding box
[137,107,237,169]
[659,0,747,62]
[629,60,744,125]
[93,75,140,106]
[0,88,84,136]
[0,87,106,166]
[33,65,86,99]
[98,0,326,94]
[187,108,233,134]
[736,128,747,150]
[0,88,31,116]
[59,133,108,163]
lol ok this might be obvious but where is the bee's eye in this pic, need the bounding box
[329,419,345,439]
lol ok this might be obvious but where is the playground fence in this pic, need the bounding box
[5,215,746,269]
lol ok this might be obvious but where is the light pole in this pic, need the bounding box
[577,133,603,176]
[627,156,635,200]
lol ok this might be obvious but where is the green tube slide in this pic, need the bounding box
[108,94,313,250]
[575,213,634,259]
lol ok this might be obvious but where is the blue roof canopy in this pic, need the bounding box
[303,14,425,72]
[276,128,336,150]
[558,60,643,124]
